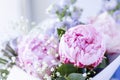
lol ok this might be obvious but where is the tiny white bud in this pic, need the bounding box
[44,74,51,80]
[50,67,54,72]
[83,73,87,77]
[11,57,16,63]
[55,54,59,57]
[58,63,62,67]
[51,60,55,63]
[47,51,50,54]
[93,71,96,74]
[87,72,90,75]
[7,67,11,71]
[89,77,93,80]
[2,73,6,77]
[53,45,57,48]
[56,72,60,77]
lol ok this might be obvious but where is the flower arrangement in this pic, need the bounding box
[0,0,120,80]
[17,34,59,79]
[102,0,120,24]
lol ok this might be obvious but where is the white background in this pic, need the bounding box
[0,0,102,43]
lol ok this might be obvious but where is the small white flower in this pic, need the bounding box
[58,63,62,67]
[11,57,16,63]
[82,73,87,77]
[89,77,93,80]
[51,60,56,64]
[55,54,59,57]
[44,74,51,80]
[50,67,55,72]
[46,76,51,80]
[7,67,11,71]
[87,72,90,75]
[56,72,61,77]
[37,68,41,73]
[42,62,48,67]
[2,73,6,77]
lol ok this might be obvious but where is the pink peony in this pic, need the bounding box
[59,25,106,68]
[90,12,120,54]
[17,34,59,79]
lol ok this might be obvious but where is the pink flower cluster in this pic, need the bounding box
[16,12,119,79]
[17,34,59,79]
[59,25,106,68]
[90,12,120,54]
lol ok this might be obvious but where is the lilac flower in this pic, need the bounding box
[91,12,120,54]
[113,10,120,24]
[17,34,59,79]
[102,0,117,11]
[49,20,81,37]
[32,19,64,36]
[46,4,63,17]
[118,0,120,2]
[68,6,82,20]
[60,0,77,8]
[69,20,80,27]
[44,0,82,37]
[46,0,82,21]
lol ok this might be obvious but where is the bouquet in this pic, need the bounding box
[0,0,120,80]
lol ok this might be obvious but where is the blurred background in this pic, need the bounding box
[0,0,102,43]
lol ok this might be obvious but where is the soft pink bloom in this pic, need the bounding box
[90,12,120,54]
[59,25,106,68]
[17,34,59,79]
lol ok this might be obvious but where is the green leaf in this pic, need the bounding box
[0,69,9,74]
[57,28,66,39]
[115,3,120,11]
[1,42,17,59]
[56,6,68,21]
[1,49,12,59]
[56,77,66,80]
[0,69,9,80]
[67,73,86,80]
[97,57,109,68]
[71,0,77,4]
[5,42,17,56]
[0,58,8,64]
[57,64,78,76]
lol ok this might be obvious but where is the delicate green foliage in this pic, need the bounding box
[51,58,110,80]
[0,58,8,64]
[97,56,109,68]
[67,73,86,80]
[0,69,9,80]
[0,40,17,80]
[51,64,78,79]
[56,6,68,21]
[57,28,66,39]
[71,0,77,4]
[55,77,66,80]
[57,64,78,76]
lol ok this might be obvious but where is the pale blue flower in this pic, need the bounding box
[103,0,117,11]
[118,0,120,2]
[68,6,83,20]
[113,10,120,24]
[44,0,82,37]
[46,4,63,16]
[60,0,76,8]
